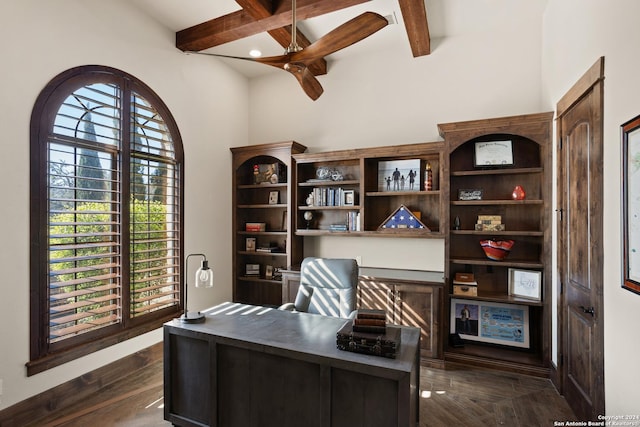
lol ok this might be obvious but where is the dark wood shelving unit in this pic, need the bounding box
[293,142,445,238]
[439,112,553,376]
[230,141,307,307]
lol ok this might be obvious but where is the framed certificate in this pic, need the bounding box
[474,140,514,167]
[508,268,542,301]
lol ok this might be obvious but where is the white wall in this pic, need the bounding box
[0,0,247,409]
[542,0,640,415]
[247,5,545,272]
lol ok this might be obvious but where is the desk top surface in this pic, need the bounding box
[165,302,420,374]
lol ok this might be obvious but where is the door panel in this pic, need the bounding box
[557,57,605,420]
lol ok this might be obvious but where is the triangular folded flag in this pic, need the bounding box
[378,205,430,231]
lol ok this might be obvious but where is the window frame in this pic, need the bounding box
[28,65,185,375]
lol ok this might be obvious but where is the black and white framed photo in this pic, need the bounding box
[508,268,542,301]
[474,140,514,167]
[268,191,279,205]
[377,159,421,192]
[343,189,355,206]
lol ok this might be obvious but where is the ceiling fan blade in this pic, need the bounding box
[292,12,388,64]
[285,64,324,100]
[186,51,292,70]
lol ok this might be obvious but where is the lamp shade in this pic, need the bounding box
[180,253,213,323]
[195,260,214,288]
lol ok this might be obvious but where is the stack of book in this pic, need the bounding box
[452,272,478,296]
[352,309,387,334]
[336,309,400,359]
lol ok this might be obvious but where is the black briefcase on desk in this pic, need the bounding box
[336,320,401,359]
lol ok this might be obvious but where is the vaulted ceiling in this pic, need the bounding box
[175,0,430,76]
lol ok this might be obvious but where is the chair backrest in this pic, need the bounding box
[294,257,358,318]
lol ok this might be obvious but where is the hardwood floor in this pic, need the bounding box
[35,360,575,427]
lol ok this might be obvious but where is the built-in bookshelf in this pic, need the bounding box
[230,141,307,306]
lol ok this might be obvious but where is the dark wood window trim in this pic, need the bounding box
[28,65,185,376]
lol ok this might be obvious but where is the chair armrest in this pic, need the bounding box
[278,302,296,312]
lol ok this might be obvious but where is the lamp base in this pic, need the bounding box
[179,312,206,323]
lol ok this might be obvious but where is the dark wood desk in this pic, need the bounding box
[164,302,420,427]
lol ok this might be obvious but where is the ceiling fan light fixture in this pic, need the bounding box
[249,49,262,58]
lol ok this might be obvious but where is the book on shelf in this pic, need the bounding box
[256,246,280,253]
[245,222,266,232]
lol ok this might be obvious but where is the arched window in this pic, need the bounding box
[29,65,184,375]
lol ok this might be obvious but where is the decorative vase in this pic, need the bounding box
[512,185,526,200]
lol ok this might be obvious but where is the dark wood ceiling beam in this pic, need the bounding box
[176,0,371,52]
[398,0,431,57]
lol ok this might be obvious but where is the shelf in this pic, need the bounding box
[451,167,543,177]
[238,204,287,209]
[451,230,543,237]
[298,205,360,210]
[450,257,543,269]
[239,251,287,257]
[237,231,287,236]
[238,183,288,189]
[295,229,443,238]
[298,179,359,187]
[449,292,544,306]
[451,199,543,206]
[366,190,440,197]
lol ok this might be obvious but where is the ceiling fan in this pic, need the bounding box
[189,0,389,100]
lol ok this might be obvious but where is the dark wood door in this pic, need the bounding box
[556,58,605,420]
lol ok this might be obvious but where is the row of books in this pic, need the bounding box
[307,187,355,207]
[326,211,361,232]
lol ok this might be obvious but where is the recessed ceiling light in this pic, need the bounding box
[249,49,262,58]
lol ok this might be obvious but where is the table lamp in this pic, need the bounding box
[180,253,214,323]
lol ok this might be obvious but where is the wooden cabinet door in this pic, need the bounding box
[395,283,440,359]
[356,279,394,324]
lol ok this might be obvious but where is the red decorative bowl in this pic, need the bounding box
[480,239,514,261]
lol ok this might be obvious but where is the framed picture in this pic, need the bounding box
[508,268,542,301]
[343,189,355,206]
[377,159,421,192]
[622,115,640,294]
[265,265,273,280]
[450,299,529,348]
[268,191,279,205]
[458,189,483,201]
[245,237,256,252]
[253,163,281,184]
[474,140,514,167]
[245,263,260,276]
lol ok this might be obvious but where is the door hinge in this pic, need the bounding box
[556,208,563,221]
